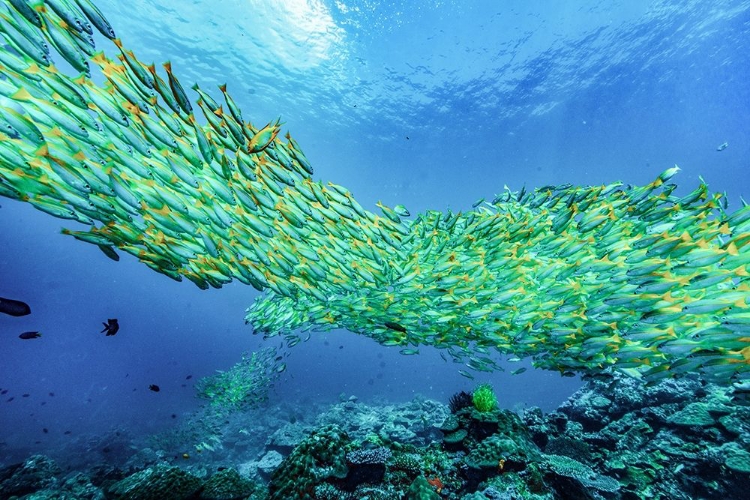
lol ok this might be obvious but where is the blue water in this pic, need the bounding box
[1,0,749,469]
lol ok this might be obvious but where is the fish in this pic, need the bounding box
[19,331,41,339]
[716,142,728,151]
[0,1,747,385]
[0,297,31,316]
[384,321,407,333]
[149,384,160,392]
[101,318,119,336]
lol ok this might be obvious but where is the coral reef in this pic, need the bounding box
[1,376,748,498]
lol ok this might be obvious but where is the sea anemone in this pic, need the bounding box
[448,390,473,413]
[472,383,498,412]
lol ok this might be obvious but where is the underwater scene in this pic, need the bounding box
[0,0,749,498]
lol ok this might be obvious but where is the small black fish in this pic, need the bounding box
[0,389,7,395]
[98,244,120,261]
[384,321,407,333]
[49,392,54,397]
[149,384,160,392]
[0,297,31,316]
[185,375,192,380]
[101,318,119,336]
[22,394,29,397]
[64,431,71,435]
[171,414,177,419]
[19,331,41,340]
[42,428,48,434]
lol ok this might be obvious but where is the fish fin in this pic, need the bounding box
[11,88,33,101]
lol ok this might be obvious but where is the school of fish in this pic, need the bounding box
[0,0,748,384]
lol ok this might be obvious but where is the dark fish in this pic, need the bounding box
[22,394,29,397]
[185,375,192,380]
[64,431,71,435]
[171,414,177,419]
[19,331,41,340]
[98,245,120,261]
[42,428,48,434]
[384,321,407,333]
[0,297,31,316]
[49,392,54,397]
[149,384,160,392]
[101,318,119,336]
[0,390,7,395]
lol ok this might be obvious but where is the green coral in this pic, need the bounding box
[405,475,440,499]
[472,383,498,413]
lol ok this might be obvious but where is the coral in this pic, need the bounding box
[342,447,392,489]
[314,396,448,448]
[255,450,284,477]
[464,435,519,470]
[389,453,424,476]
[723,444,750,474]
[667,402,717,427]
[525,373,750,498]
[442,429,468,450]
[472,384,498,413]
[405,475,441,499]
[267,425,350,500]
[347,447,393,465]
[449,391,474,413]
[106,464,202,500]
[199,468,258,499]
[544,454,620,493]
[440,414,460,433]
[0,455,61,497]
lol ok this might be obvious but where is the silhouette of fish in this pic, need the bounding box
[19,331,41,340]
[101,318,119,336]
[0,297,31,316]
[149,384,160,392]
